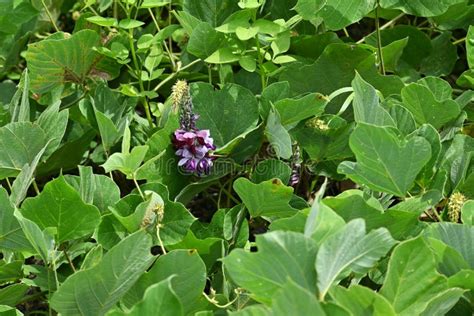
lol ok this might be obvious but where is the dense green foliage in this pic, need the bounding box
[0,0,473,315]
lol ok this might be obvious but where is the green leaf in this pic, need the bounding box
[292,0,326,21]
[0,122,48,179]
[205,47,239,64]
[298,0,376,30]
[233,178,297,218]
[0,284,28,307]
[338,123,431,197]
[114,278,183,316]
[191,83,259,148]
[20,177,101,243]
[401,83,460,129]
[420,32,458,76]
[250,159,292,184]
[274,93,328,126]
[9,69,30,123]
[183,0,239,27]
[26,30,119,94]
[36,102,69,159]
[102,146,149,179]
[265,108,292,159]
[50,231,155,315]
[167,230,224,271]
[271,280,326,315]
[380,0,465,17]
[316,219,396,299]
[223,231,318,305]
[352,73,395,127]
[462,200,474,225]
[14,212,54,263]
[324,190,420,240]
[423,223,474,268]
[123,249,206,314]
[86,16,118,27]
[187,22,225,59]
[467,25,474,69]
[331,285,396,316]
[0,188,30,252]
[380,236,453,316]
[118,19,144,29]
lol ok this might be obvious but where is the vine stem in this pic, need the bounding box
[41,0,59,32]
[148,8,176,70]
[128,28,155,128]
[375,3,386,75]
[153,58,202,92]
[255,36,266,90]
[356,12,404,44]
[453,37,466,45]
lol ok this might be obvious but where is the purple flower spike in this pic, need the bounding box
[171,80,216,176]
[173,129,215,176]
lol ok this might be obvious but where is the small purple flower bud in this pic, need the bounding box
[289,145,301,187]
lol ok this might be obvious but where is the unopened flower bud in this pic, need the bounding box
[447,192,466,223]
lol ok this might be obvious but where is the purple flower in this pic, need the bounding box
[173,129,215,176]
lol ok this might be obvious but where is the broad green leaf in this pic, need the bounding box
[250,159,292,184]
[183,0,239,27]
[95,110,121,151]
[271,280,326,315]
[0,305,23,315]
[0,284,28,307]
[112,278,183,316]
[448,269,474,290]
[166,230,224,271]
[305,201,345,246]
[316,219,396,299]
[204,47,239,64]
[265,109,292,159]
[338,123,431,197]
[467,25,474,69]
[141,0,170,8]
[191,83,259,148]
[401,83,460,129]
[324,190,420,240]
[14,211,54,263]
[424,223,474,268]
[380,236,453,316]
[110,192,164,233]
[20,177,101,243]
[229,306,270,316]
[64,172,120,213]
[36,102,69,159]
[293,0,326,21]
[420,288,466,316]
[352,73,395,127]
[366,26,431,70]
[86,16,117,27]
[123,249,206,314]
[331,285,396,316]
[9,69,30,123]
[118,19,144,29]
[102,146,149,179]
[0,188,30,252]
[187,22,225,59]
[420,32,458,76]
[223,231,318,305]
[9,145,48,207]
[380,0,466,17]
[462,200,474,225]
[274,93,328,126]
[26,30,119,94]
[298,0,376,30]
[233,178,297,218]
[50,231,155,316]
[139,183,196,245]
[0,122,48,179]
